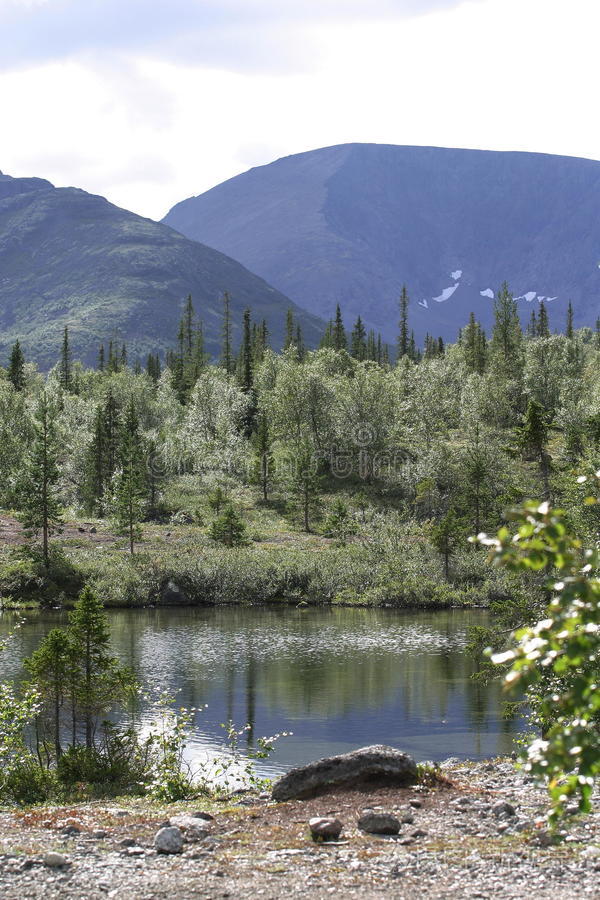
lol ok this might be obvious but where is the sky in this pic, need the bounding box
[0,0,598,220]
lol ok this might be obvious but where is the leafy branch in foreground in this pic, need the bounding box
[477,480,600,824]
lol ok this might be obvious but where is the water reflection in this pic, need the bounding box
[0,606,523,774]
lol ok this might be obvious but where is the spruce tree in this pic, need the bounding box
[67,584,136,749]
[517,398,552,500]
[284,308,295,350]
[431,509,461,580]
[537,301,550,338]
[98,343,105,373]
[7,340,25,391]
[59,326,72,392]
[397,285,410,359]
[566,301,574,339]
[332,304,347,351]
[286,443,322,532]
[113,398,146,554]
[221,291,233,374]
[18,391,62,569]
[350,316,367,360]
[24,628,73,761]
[238,308,256,435]
[209,505,247,547]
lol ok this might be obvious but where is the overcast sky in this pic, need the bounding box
[0,0,597,219]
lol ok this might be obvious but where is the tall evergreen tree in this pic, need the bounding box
[67,585,136,750]
[284,308,295,350]
[397,285,410,359]
[566,300,574,339]
[350,316,367,360]
[252,412,272,501]
[113,398,146,554]
[517,398,552,500]
[18,391,62,568]
[59,326,72,392]
[332,304,347,351]
[7,340,25,391]
[98,343,105,373]
[537,300,550,338]
[221,291,234,374]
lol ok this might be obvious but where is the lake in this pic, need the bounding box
[0,606,522,777]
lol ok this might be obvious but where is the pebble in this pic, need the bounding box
[42,852,69,868]
[309,817,343,842]
[357,811,401,835]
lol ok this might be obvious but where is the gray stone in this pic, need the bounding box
[401,813,415,824]
[154,826,184,854]
[168,815,210,841]
[358,811,401,835]
[409,798,423,809]
[271,745,418,801]
[309,817,343,842]
[42,852,69,868]
[491,800,516,818]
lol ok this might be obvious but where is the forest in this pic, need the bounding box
[0,284,597,615]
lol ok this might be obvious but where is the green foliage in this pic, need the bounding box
[209,505,248,548]
[322,499,357,543]
[481,484,600,824]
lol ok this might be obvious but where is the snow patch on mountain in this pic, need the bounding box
[515,291,538,302]
[480,288,494,299]
[418,299,429,309]
[451,270,462,281]
[433,285,459,303]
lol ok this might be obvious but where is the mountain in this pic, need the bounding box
[163,144,600,343]
[0,172,323,369]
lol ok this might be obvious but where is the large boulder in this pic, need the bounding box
[271,745,418,802]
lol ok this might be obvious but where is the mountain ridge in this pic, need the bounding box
[163,143,600,341]
[0,172,324,369]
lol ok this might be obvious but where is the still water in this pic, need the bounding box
[0,606,521,776]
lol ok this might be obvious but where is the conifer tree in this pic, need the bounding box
[67,585,136,749]
[397,285,410,358]
[332,304,347,351]
[463,313,487,374]
[516,398,552,500]
[113,398,146,554]
[350,316,367,360]
[209,504,247,547]
[295,324,305,360]
[25,628,73,761]
[18,391,62,568]
[238,308,256,435]
[527,309,538,339]
[221,291,233,374]
[566,301,574,339]
[284,308,295,350]
[7,340,25,391]
[320,322,333,348]
[431,509,461,580]
[98,343,105,373]
[59,326,72,392]
[408,331,417,361]
[537,300,550,338]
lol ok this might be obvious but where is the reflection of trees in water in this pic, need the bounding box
[0,607,512,748]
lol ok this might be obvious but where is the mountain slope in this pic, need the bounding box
[0,172,323,368]
[163,144,600,341]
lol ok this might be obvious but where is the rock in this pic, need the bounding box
[401,813,415,824]
[190,811,215,822]
[154,826,184,854]
[409,799,422,809]
[309,817,343,842]
[90,526,97,534]
[411,828,428,838]
[491,800,516,818]
[358,811,401,835]
[271,745,418,801]
[117,838,137,847]
[60,824,81,836]
[168,816,210,841]
[160,579,190,606]
[42,852,69,868]
[92,830,107,839]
